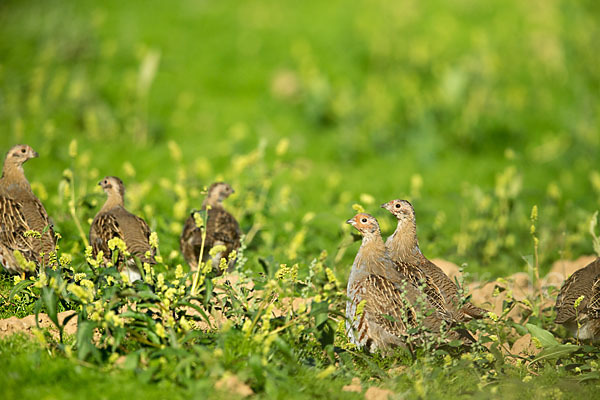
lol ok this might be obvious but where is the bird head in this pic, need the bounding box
[381,199,415,221]
[207,181,235,203]
[98,176,126,198]
[346,213,380,236]
[5,144,39,165]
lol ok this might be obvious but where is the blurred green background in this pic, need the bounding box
[1,0,599,281]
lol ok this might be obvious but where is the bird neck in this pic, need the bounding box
[100,193,124,212]
[356,232,387,268]
[387,218,421,261]
[0,161,31,195]
[202,196,223,209]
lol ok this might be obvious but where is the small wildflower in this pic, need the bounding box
[355,300,367,320]
[530,205,538,221]
[80,279,94,289]
[59,253,72,266]
[155,323,166,338]
[209,245,227,259]
[13,250,37,272]
[522,375,532,383]
[108,237,128,253]
[487,312,499,322]
[352,203,365,213]
[359,193,375,205]
[574,295,585,309]
[67,283,94,304]
[68,139,78,158]
[149,232,159,249]
[241,319,252,334]
[120,271,130,284]
[325,268,338,285]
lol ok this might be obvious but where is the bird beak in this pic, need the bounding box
[31,150,39,159]
[231,189,235,194]
[346,218,355,226]
[380,202,387,209]
[97,181,102,186]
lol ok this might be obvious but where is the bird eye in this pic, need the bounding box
[21,148,26,153]
[395,203,401,208]
[361,218,367,223]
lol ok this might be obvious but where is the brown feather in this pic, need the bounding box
[382,199,486,321]
[180,182,241,274]
[0,145,56,275]
[90,177,155,271]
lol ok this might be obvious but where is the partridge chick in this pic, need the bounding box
[382,199,486,321]
[345,213,445,353]
[0,144,56,276]
[180,182,241,274]
[90,176,155,282]
[555,258,600,341]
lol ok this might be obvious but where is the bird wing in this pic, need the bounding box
[393,260,447,319]
[589,274,600,319]
[207,208,241,246]
[19,196,56,255]
[0,195,39,269]
[554,262,600,324]
[349,274,417,346]
[365,274,418,335]
[90,212,123,262]
[118,210,155,263]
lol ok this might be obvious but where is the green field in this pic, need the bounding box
[1,0,600,398]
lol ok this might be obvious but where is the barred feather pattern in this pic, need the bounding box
[90,206,155,267]
[383,199,486,321]
[0,193,55,275]
[180,205,241,274]
[555,258,600,340]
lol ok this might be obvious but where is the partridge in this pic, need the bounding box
[0,144,56,275]
[382,199,486,321]
[555,258,600,341]
[345,213,446,353]
[89,176,155,282]
[180,182,241,274]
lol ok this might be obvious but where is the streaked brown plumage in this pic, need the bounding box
[90,176,155,281]
[555,258,600,341]
[0,144,56,275]
[345,213,447,353]
[382,199,486,321]
[180,182,241,274]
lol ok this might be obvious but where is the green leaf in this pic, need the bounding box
[41,287,58,328]
[532,343,579,363]
[9,280,35,301]
[77,320,99,361]
[526,323,559,348]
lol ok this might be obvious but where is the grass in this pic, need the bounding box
[1,0,600,398]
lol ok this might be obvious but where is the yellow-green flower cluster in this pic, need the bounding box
[104,310,125,328]
[275,263,298,282]
[59,253,72,266]
[13,250,36,272]
[108,237,129,257]
[85,246,105,267]
[68,282,94,304]
[143,262,155,284]
[34,271,48,288]
[149,232,159,249]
